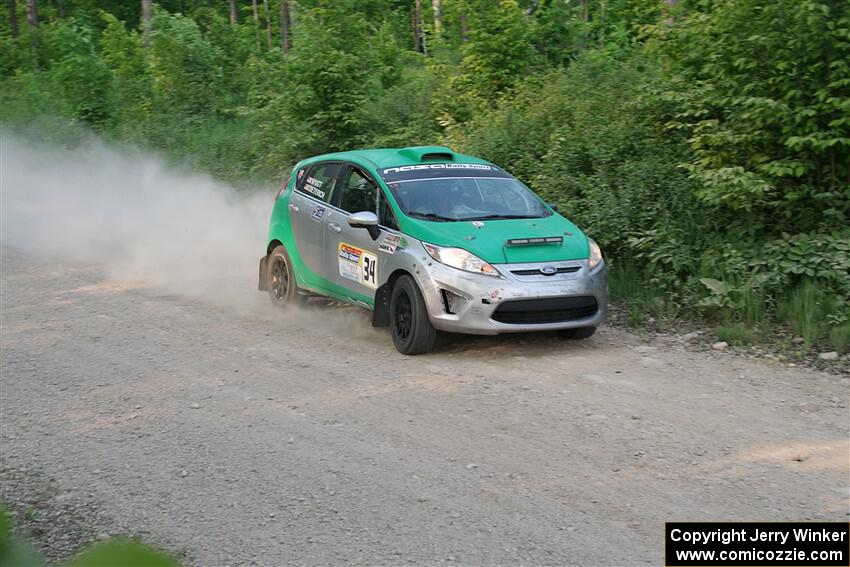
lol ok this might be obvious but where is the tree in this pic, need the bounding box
[25,0,36,28]
[459,0,534,97]
[262,0,271,48]
[254,6,377,166]
[280,0,290,53]
[7,0,18,38]
[251,0,260,48]
[228,0,237,24]
[432,0,441,36]
[413,0,424,53]
[460,10,467,41]
[142,0,152,47]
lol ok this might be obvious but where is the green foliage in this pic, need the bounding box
[358,59,442,147]
[67,539,181,567]
[148,10,226,114]
[100,12,151,126]
[609,263,679,325]
[0,507,42,567]
[0,0,847,347]
[250,4,381,176]
[777,281,847,348]
[451,53,705,301]
[458,0,534,98]
[828,324,850,354]
[647,0,850,233]
[758,231,850,296]
[0,506,182,567]
[715,323,754,346]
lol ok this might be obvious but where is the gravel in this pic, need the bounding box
[2,248,848,566]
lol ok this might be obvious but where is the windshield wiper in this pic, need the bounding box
[464,214,541,221]
[406,212,455,222]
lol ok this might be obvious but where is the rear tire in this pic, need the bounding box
[266,245,304,308]
[561,326,597,339]
[390,275,436,355]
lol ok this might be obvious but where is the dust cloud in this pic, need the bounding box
[0,133,388,338]
[1,133,276,312]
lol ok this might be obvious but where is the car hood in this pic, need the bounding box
[399,213,590,264]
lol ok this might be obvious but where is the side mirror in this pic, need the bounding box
[347,211,381,240]
[548,203,559,212]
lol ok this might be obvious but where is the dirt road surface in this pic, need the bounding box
[1,247,848,566]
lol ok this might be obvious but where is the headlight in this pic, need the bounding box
[587,238,603,271]
[422,243,500,277]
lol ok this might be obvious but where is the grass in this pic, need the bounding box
[714,323,753,346]
[776,281,846,349]
[737,286,769,328]
[828,325,850,354]
[777,281,821,346]
[608,263,679,327]
[611,263,848,356]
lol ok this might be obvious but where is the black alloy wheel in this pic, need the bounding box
[389,275,436,355]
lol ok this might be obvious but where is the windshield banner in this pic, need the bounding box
[380,163,511,183]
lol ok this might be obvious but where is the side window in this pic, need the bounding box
[379,190,400,231]
[296,162,340,203]
[338,167,378,213]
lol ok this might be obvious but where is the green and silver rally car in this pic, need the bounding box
[259,146,607,354]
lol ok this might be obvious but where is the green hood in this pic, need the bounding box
[399,213,590,264]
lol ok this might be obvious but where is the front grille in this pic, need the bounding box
[510,266,580,276]
[491,296,598,325]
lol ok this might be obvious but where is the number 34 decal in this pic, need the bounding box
[361,252,378,289]
[338,242,378,290]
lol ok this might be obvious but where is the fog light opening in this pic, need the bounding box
[439,289,468,315]
[440,289,455,314]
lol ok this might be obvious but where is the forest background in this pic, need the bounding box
[2,0,849,352]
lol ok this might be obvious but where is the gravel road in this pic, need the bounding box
[1,246,848,566]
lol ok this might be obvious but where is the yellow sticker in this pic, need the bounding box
[338,242,378,289]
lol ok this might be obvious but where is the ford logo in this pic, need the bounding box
[539,265,558,276]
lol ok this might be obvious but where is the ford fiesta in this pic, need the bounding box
[259,146,607,354]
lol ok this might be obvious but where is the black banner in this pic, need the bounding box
[666,522,850,566]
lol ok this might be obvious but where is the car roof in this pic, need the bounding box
[295,146,494,173]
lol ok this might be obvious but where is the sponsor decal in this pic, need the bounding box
[338,242,378,289]
[311,205,326,222]
[379,234,401,254]
[472,221,485,228]
[382,164,494,175]
[303,176,326,199]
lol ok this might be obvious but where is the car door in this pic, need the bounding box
[325,164,381,301]
[288,161,342,286]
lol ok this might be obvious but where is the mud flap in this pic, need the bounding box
[258,255,269,291]
[372,283,390,327]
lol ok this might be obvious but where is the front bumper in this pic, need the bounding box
[414,258,608,335]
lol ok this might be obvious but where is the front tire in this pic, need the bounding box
[266,245,304,307]
[389,275,436,355]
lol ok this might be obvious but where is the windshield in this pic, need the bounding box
[386,176,552,222]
